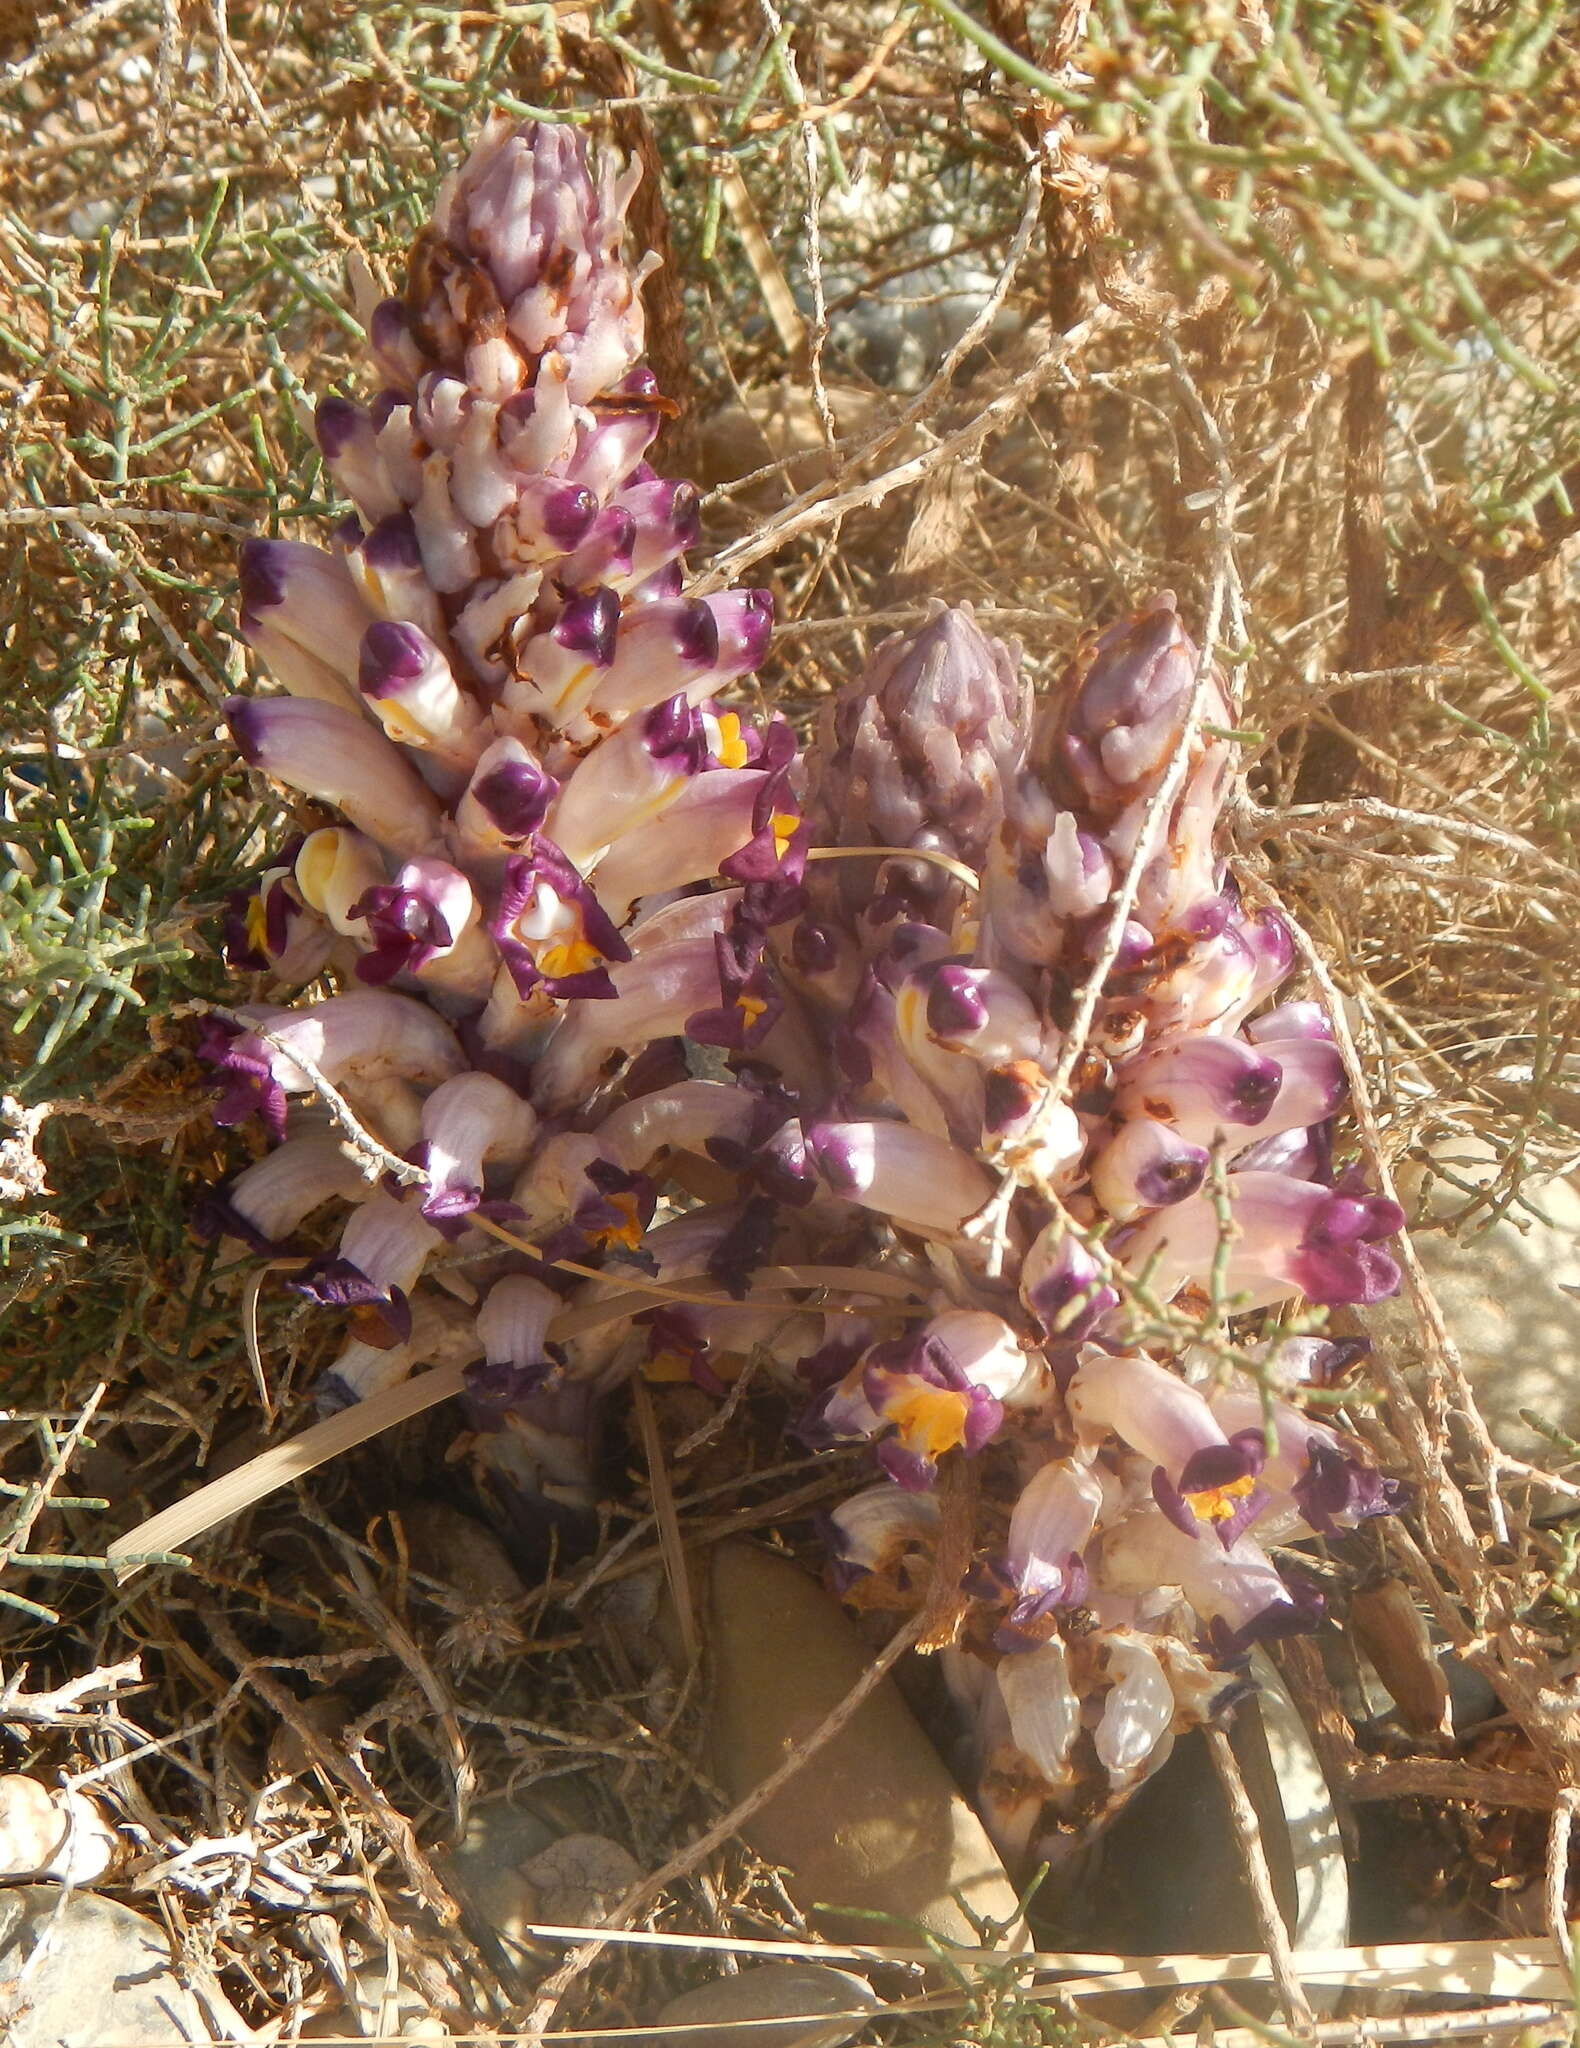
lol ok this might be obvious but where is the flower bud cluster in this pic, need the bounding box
[199,116,1406,1875]
[787,602,1405,1863]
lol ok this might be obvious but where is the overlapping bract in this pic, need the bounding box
[200,115,1405,1876]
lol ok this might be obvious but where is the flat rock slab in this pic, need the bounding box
[1368,1139,1580,1465]
[651,1963,881,2048]
[706,1539,1025,1949]
[0,1887,205,2046]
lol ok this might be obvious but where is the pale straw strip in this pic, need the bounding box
[80,2009,1573,2048]
[512,1924,1569,1994]
[803,843,982,891]
[69,1942,1573,2048]
[105,1359,472,1579]
[106,1261,929,1577]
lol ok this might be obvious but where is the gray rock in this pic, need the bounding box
[650,1963,880,2048]
[705,1540,1026,1949]
[301,1959,452,2042]
[1065,1652,1347,1957]
[1240,1650,1349,1951]
[0,1887,205,2045]
[1368,1135,1580,1466]
[437,1792,563,1962]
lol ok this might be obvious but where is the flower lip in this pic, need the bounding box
[557,586,622,663]
[237,538,289,611]
[358,618,430,691]
[361,511,426,574]
[1209,1573,1326,1660]
[641,694,708,772]
[667,479,702,548]
[348,878,451,984]
[542,483,599,548]
[471,754,559,839]
[1292,1436,1409,1532]
[315,394,362,460]
[673,599,722,668]
[925,963,989,1039]
[290,1258,414,1348]
[492,839,632,1001]
[224,694,269,767]
[198,1015,289,1138]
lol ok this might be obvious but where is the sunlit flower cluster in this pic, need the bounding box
[201,114,1406,1872]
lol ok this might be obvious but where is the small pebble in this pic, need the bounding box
[521,1832,641,1925]
[651,1963,880,2048]
[0,1775,116,1885]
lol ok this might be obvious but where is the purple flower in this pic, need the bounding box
[816,1311,1030,1489]
[227,695,444,861]
[802,1118,994,1235]
[1020,1221,1119,1342]
[491,838,631,1001]
[684,919,782,1052]
[414,1071,538,1223]
[196,992,466,1138]
[350,857,477,986]
[995,1459,1104,1649]
[1121,1169,1405,1310]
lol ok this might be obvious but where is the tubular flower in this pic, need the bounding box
[202,116,789,1494]
[188,116,1409,1885]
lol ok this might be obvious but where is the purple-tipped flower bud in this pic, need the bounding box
[1112,1030,1283,1143]
[494,477,600,570]
[455,736,560,855]
[342,513,447,641]
[1000,1459,1105,1646]
[544,695,709,869]
[615,476,701,586]
[1089,1115,1210,1221]
[358,620,483,771]
[803,1119,994,1235]
[238,538,378,704]
[807,604,1031,921]
[226,696,444,860]
[576,597,721,722]
[558,506,637,589]
[504,587,622,723]
[1019,1219,1118,1343]
[368,299,429,390]
[566,390,663,499]
[316,396,404,524]
[1121,1169,1405,1310]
